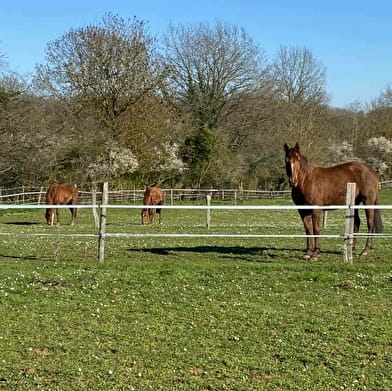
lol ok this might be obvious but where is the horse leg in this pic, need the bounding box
[299,210,314,259]
[149,208,155,224]
[48,209,55,226]
[311,209,322,260]
[69,200,76,225]
[69,208,75,225]
[55,208,60,225]
[361,208,375,256]
[353,210,361,251]
[157,207,162,224]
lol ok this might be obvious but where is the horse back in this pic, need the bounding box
[297,162,379,205]
[46,184,78,204]
[143,186,164,205]
[326,162,379,199]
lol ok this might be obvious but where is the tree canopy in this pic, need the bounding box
[0,16,391,189]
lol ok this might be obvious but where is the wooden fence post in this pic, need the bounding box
[98,182,109,263]
[323,210,328,228]
[37,187,43,205]
[343,182,356,263]
[206,194,211,229]
[92,183,100,229]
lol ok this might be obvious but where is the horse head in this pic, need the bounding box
[284,143,301,187]
[45,208,54,225]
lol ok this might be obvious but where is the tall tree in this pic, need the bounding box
[272,46,329,146]
[366,85,392,140]
[34,13,163,138]
[161,21,267,186]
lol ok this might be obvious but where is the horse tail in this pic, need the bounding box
[374,197,383,233]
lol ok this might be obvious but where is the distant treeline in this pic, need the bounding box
[1,14,392,190]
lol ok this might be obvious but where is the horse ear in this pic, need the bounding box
[284,143,289,153]
[294,143,300,153]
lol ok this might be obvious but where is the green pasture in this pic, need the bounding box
[0,191,391,390]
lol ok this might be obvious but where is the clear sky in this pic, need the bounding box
[1,0,392,107]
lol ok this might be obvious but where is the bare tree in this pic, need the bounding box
[34,13,163,138]
[162,21,266,129]
[161,21,268,186]
[367,85,392,139]
[272,46,329,144]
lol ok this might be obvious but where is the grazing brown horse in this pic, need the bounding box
[284,143,383,260]
[141,186,164,225]
[45,184,78,226]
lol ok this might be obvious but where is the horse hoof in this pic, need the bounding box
[303,254,311,260]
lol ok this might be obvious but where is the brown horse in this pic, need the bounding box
[45,184,78,226]
[141,186,164,225]
[284,143,383,260]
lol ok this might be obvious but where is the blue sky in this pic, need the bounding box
[1,0,392,107]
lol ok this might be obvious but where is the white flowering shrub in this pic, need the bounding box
[328,141,358,164]
[368,136,392,154]
[333,140,354,159]
[87,142,139,181]
[157,142,185,172]
[366,137,392,178]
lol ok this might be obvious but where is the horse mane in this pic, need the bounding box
[298,152,315,180]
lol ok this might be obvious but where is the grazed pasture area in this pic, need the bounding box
[0,192,391,390]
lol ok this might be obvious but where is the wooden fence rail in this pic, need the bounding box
[1,180,392,205]
[0,188,292,204]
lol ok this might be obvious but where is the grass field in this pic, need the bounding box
[0,191,391,390]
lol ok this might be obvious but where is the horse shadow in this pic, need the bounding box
[128,244,343,262]
[0,254,38,261]
[127,245,338,262]
[4,222,41,226]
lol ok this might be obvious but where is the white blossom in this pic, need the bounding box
[366,137,392,178]
[87,142,139,181]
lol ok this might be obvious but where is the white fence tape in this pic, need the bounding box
[0,203,389,238]
[0,204,390,210]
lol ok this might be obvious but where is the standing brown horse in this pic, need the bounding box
[45,184,78,226]
[141,186,164,225]
[284,143,383,260]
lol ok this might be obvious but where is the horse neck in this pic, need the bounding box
[297,156,314,188]
[144,194,153,205]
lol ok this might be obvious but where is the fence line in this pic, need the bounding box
[0,185,390,262]
[0,203,389,229]
[0,231,390,239]
[1,203,392,210]
[1,180,392,200]
[2,182,392,205]
[0,188,292,204]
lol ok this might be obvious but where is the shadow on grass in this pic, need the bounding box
[4,222,41,226]
[128,245,342,260]
[128,245,342,262]
[0,254,38,261]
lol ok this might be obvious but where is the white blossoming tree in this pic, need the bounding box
[87,142,139,182]
[366,137,392,179]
